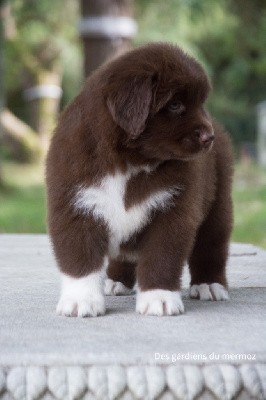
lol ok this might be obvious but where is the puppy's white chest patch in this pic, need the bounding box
[74,167,174,257]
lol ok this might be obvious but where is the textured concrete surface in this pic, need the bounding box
[0,234,265,367]
[1,235,266,399]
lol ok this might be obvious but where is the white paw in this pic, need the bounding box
[56,272,105,317]
[136,289,184,316]
[190,283,229,301]
[56,295,105,317]
[104,278,133,296]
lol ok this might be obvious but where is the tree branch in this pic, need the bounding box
[0,108,41,157]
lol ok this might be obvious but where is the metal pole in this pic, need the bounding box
[257,101,266,167]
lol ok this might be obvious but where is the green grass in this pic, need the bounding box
[0,161,266,248]
[232,163,266,249]
[0,163,46,233]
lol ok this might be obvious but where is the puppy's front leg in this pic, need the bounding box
[136,206,199,316]
[57,268,107,317]
[50,214,109,317]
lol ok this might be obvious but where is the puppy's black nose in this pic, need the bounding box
[194,128,215,147]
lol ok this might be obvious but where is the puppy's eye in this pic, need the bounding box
[168,101,185,115]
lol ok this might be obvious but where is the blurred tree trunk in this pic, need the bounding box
[0,1,41,163]
[80,0,137,76]
[24,68,62,160]
[0,2,63,162]
[0,0,6,185]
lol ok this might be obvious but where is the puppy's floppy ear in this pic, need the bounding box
[151,74,174,113]
[152,88,173,113]
[107,76,153,139]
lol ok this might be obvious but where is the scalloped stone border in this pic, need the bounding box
[0,363,265,399]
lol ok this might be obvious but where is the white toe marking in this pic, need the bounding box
[136,289,184,316]
[56,271,105,317]
[190,283,229,301]
[191,283,213,300]
[210,283,230,300]
[133,282,139,293]
[104,278,133,296]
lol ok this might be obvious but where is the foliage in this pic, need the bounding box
[135,0,266,147]
[4,0,266,147]
[1,0,84,162]
[4,0,83,114]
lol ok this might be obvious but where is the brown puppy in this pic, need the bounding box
[46,43,233,317]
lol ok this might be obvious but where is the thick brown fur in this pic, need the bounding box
[46,43,233,300]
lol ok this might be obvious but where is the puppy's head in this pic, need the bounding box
[105,43,213,161]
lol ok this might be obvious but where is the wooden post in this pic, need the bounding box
[79,0,137,77]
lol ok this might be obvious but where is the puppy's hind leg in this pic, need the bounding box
[189,195,233,301]
[105,260,136,296]
[51,214,109,317]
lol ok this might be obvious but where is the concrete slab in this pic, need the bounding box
[0,234,266,399]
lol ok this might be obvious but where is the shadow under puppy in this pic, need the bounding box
[46,42,233,317]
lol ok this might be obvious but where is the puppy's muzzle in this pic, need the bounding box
[194,126,215,149]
